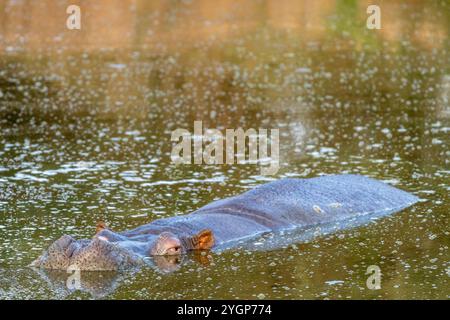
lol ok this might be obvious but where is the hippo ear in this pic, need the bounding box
[193,229,215,250]
[96,221,107,234]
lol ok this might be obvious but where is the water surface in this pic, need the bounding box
[0,0,449,299]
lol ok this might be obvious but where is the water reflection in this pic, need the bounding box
[31,268,131,299]
[30,253,213,298]
[0,0,448,50]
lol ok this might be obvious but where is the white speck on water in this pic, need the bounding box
[382,179,400,185]
[418,190,436,195]
[296,67,311,73]
[125,130,141,136]
[11,173,48,182]
[108,63,126,69]
[325,280,344,285]
[320,147,336,154]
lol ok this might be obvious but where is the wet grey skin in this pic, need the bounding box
[30,174,419,271]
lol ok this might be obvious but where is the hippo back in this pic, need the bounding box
[125,174,419,247]
[194,174,419,230]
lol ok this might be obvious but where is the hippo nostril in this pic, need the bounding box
[56,235,75,251]
[65,242,79,258]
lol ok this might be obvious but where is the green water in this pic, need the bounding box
[0,0,449,299]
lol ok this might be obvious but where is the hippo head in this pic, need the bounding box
[149,229,214,256]
[29,235,144,271]
[30,228,215,271]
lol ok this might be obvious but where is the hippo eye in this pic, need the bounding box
[166,246,181,255]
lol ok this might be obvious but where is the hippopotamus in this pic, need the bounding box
[30,174,419,271]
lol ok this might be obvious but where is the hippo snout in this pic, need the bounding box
[30,235,76,269]
[30,235,143,271]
